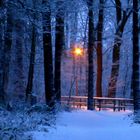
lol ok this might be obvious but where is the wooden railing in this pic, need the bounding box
[61,96,133,111]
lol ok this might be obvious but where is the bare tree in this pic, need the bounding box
[132,0,140,121]
[87,0,95,110]
[26,25,36,104]
[0,0,13,105]
[43,0,54,108]
[96,0,105,97]
[108,0,132,97]
[26,0,37,105]
[54,0,64,103]
[0,0,6,104]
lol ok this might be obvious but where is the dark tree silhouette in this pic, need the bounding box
[96,0,104,97]
[132,0,140,115]
[43,1,54,108]
[26,1,37,105]
[0,1,13,105]
[0,0,5,104]
[14,19,25,100]
[54,0,64,103]
[26,25,36,104]
[108,0,132,97]
[87,0,95,110]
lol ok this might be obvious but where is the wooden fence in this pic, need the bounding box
[61,96,133,111]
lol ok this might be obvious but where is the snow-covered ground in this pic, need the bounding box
[33,110,140,140]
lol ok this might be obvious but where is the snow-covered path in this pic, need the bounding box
[33,110,140,140]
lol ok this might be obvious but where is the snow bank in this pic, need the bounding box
[33,110,140,140]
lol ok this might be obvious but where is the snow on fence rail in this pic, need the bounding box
[61,96,133,111]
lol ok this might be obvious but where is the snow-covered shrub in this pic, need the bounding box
[0,103,56,140]
[133,110,140,124]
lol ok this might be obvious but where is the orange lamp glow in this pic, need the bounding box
[73,47,83,56]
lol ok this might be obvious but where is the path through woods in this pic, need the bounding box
[33,110,140,140]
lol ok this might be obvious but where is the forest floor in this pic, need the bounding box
[33,109,140,140]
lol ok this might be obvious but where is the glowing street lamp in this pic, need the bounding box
[71,46,84,96]
[73,47,83,57]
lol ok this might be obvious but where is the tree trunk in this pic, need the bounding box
[0,0,5,104]
[108,35,122,97]
[54,1,64,103]
[26,25,36,104]
[115,0,121,24]
[43,1,54,108]
[87,0,94,110]
[14,19,25,100]
[0,1,13,104]
[132,0,140,115]
[96,0,104,97]
[108,1,132,97]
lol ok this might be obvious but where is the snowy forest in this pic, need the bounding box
[0,0,140,139]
